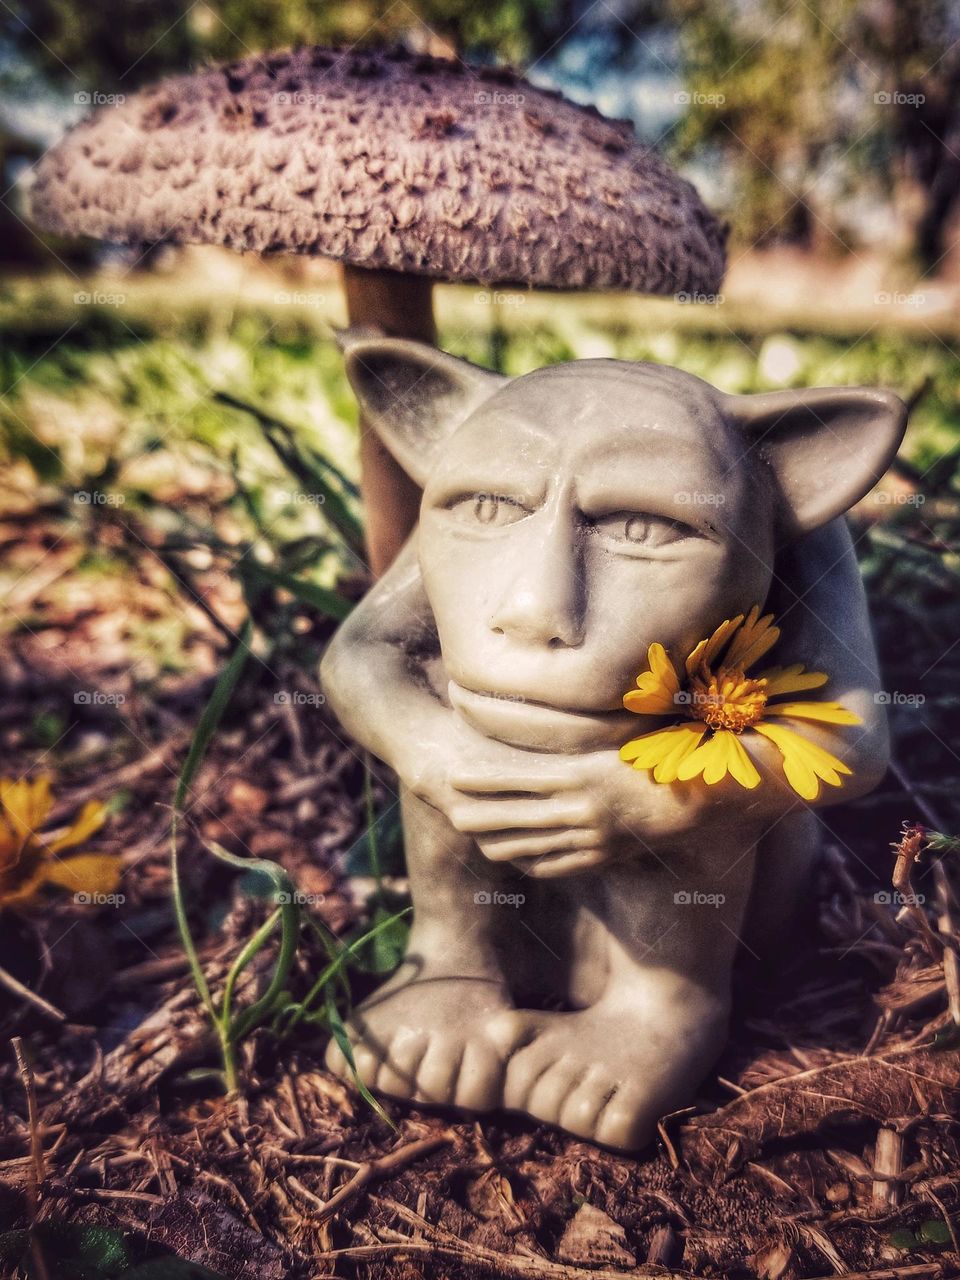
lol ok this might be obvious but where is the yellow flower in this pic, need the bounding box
[620,607,861,800]
[0,775,118,911]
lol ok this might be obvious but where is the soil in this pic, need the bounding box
[0,503,958,1280]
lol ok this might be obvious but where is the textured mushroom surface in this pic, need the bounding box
[31,46,726,294]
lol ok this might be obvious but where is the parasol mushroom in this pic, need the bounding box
[30,45,727,576]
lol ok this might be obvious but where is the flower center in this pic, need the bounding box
[688,669,768,733]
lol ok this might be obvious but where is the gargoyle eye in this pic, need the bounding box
[447,493,529,527]
[588,511,695,549]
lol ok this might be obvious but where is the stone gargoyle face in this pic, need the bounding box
[345,338,904,750]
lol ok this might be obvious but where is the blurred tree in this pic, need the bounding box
[856,0,960,272]
[648,0,960,269]
[0,0,577,90]
[2,0,958,269]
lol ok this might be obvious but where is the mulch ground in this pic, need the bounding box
[1,502,959,1280]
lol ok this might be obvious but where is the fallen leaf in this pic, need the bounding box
[554,1202,636,1269]
[143,1193,294,1280]
[680,1045,960,1181]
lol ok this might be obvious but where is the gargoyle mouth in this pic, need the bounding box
[448,681,634,752]
[452,684,622,717]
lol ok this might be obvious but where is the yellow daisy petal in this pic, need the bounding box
[27,776,54,831]
[620,722,705,771]
[624,643,681,715]
[765,701,862,726]
[725,606,780,672]
[0,867,50,911]
[676,729,739,785]
[0,815,20,859]
[43,852,121,896]
[753,722,851,800]
[758,664,829,697]
[724,733,762,789]
[775,727,853,777]
[649,642,682,696]
[47,800,108,853]
[685,614,744,679]
[651,724,708,782]
[0,778,37,841]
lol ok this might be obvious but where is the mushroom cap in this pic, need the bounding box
[31,46,726,295]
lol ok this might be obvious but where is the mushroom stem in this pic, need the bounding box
[342,264,436,577]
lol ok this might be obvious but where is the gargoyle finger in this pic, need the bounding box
[449,768,576,796]
[449,795,592,834]
[477,828,604,862]
[516,849,609,878]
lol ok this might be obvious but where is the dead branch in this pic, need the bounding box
[308,1133,453,1223]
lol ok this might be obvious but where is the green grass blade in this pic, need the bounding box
[232,901,300,1041]
[214,390,364,551]
[363,762,383,893]
[325,993,397,1131]
[213,390,359,497]
[202,840,302,1041]
[171,620,253,1022]
[175,619,253,810]
[239,562,353,621]
[283,907,411,1034]
[220,907,282,1034]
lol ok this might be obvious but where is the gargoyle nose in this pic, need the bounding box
[489,516,583,648]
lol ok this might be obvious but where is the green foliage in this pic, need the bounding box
[888,1219,953,1251]
[924,830,960,857]
[345,899,411,975]
[278,906,411,1128]
[0,1221,227,1279]
[0,312,358,656]
[168,615,410,1108]
[1,0,575,93]
[347,803,406,879]
[214,390,363,554]
[0,1222,129,1279]
[661,0,960,261]
[170,620,261,1091]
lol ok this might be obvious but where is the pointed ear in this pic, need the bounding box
[343,337,508,486]
[724,386,907,537]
